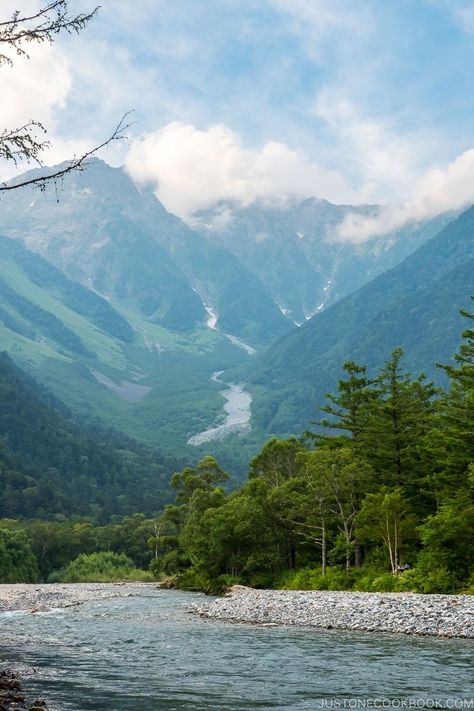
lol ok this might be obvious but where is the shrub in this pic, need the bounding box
[281,566,356,591]
[52,551,154,583]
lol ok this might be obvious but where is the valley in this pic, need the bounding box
[0,159,470,473]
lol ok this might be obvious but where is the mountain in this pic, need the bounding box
[195,199,455,324]
[0,352,177,520]
[0,234,133,346]
[0,158,464,471]
[244,204,474,437]
[0,228,251,459]
[0,159,290,347]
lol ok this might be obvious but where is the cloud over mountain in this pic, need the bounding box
[125,122,355,221]
[336,149,474,242]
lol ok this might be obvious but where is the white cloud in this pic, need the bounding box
[336,149,474,242]
[314,90,440,204]
[267,0,372,48]
[455,4,474,34]
[0,43,71,130]
[125,122,356,220]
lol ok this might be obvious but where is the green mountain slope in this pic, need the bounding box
[0,353,178,520]
[246,204,474,436]
[0,230,251,461]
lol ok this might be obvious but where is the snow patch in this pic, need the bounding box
[204,305,218,330]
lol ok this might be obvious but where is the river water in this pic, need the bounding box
[0,589,473,711]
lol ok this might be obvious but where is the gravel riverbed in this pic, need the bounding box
[0,582,160,613]
[190,586,474,638]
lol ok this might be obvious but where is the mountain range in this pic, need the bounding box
[0,158,471,471]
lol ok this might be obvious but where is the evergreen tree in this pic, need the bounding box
[435,301,474,489]
[361,348,436,504]
[309,361,375,446]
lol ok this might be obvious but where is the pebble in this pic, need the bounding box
[189,587,474,638]
[0,583,160,614]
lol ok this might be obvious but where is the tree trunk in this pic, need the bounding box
[321,520,327,577]
[288,541,296,570]
[354,539,362,568]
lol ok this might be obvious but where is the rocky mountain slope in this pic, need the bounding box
[245,204,474,437]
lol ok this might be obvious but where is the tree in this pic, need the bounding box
[309,360,375,445]
[0,2,130,192]
[434,301,474,488]
[250,437,304,569]
[287,451,333,576]
[298,448,372,571]
[357,488,417,574]
[418,489,474,581]
[361,348,436,500]
[0,519,39,582]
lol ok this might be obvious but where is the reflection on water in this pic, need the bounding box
[0,588,473,711]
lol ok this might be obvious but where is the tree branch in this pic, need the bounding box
[0,113,134,192]
[0,2,99,65]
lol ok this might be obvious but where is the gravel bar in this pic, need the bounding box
[190,586,474,638]
[0,583,160,613]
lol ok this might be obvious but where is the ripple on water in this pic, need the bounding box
[0,589,473,711]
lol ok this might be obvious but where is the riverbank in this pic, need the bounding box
[0,582,160,613]
[0,669,48,711]
[190,586,474,638]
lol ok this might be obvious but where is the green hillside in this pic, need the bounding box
[0,353,178,520]
[246,205,474,437]
[0,233,252,460]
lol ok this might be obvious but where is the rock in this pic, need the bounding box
[189,589,474,638]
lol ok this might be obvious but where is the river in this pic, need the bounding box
[187,371,252,446]
[1,588,473,710]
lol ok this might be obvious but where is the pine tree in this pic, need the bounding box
[309,360,376,446]
[435,301,474,488]
[361,348,436,502]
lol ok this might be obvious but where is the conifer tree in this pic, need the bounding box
[435,301,474,487]
[309,361,375,446]
[361,348,436,501]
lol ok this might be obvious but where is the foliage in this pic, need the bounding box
[53,551,153,583]
[145,306,473,594]
[0,519,39,583]
[0,352,178,519]
[1,303,473,594]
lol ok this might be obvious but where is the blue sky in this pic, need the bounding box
[3,0,474,235]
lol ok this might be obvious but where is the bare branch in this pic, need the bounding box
[0,113,134,192]
[0,2,99,65]
[0,122,49,166]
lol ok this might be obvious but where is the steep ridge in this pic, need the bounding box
[196,199,455,324]
[246,204,474,436]
[0,229,250,458]
[0,235,133,344]
[0,160,291,347]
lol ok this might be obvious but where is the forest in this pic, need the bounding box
[0,302,472,594]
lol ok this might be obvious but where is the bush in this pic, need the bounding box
[52,551,154,583]
[396,565,460,594]
[281,566,356,591]
[0,520,39,583]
